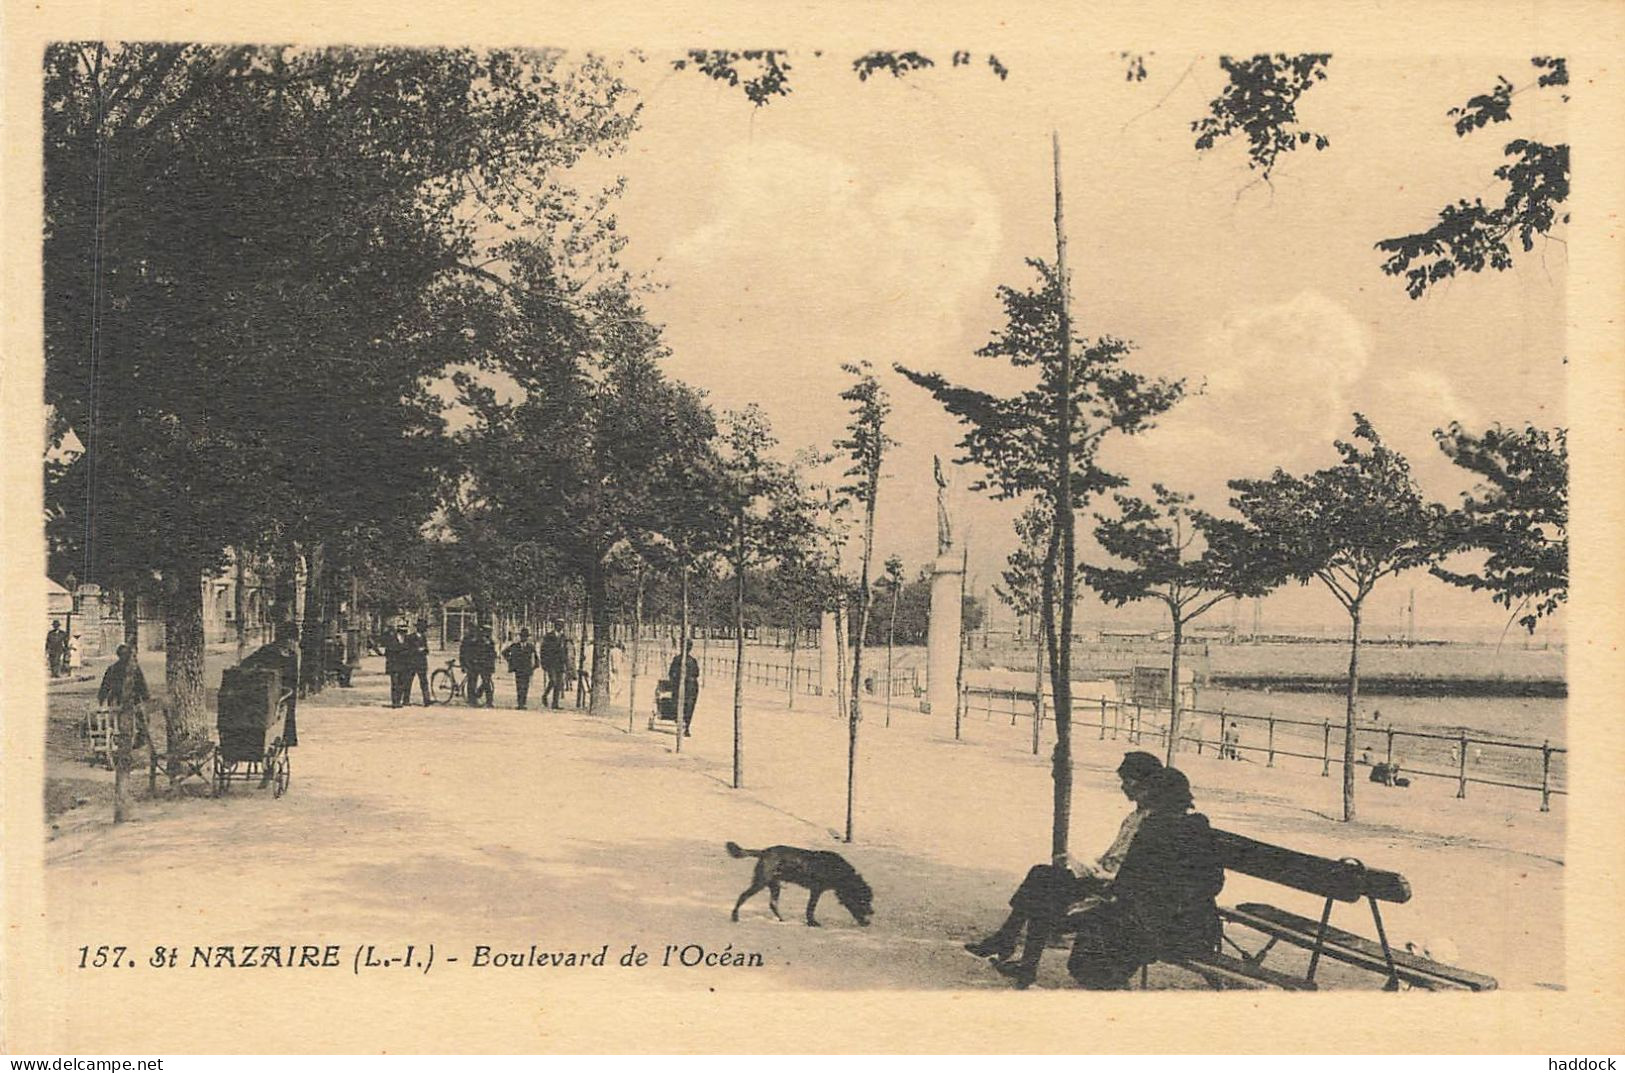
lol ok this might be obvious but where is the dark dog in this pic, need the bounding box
[726,841,873,927]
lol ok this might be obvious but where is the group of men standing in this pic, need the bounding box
[374,618,688,722]
[382,620,432,708]
[500,622,573,710]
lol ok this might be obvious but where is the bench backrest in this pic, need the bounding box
[1213,829,1411,904]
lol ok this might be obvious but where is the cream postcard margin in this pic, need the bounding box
[2,0,1622,1054]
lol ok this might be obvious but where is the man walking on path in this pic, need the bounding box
[408,619,433,706]
[668,640,700,737]
[97,643,150,710]
[97,644,151,821]
[540,622,568,710]
[461,624,497,707]
[46,620,67,677]
[503,628,540,709]
[384,621,409,708]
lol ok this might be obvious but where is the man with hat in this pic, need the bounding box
[503,628,540,709]
[383,621,410,708]
[407,618,433,706]
[46,619,68,677]
[963,750,1165,974]
[460,623,497,707]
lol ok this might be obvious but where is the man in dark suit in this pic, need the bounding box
[503,628,540,709]
[461,624,497,707]
[540,622,568,710]
[46,619,68,677]
[667,640,700,737]
[383,621,409,707]
[408,619,432,706]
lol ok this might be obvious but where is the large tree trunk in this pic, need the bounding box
[122,587,140,648]
[628,568,645,733]
[233,546,247,662]
[674,566,691,755]
[1343,606,1362,822]
[576,595,590,709]
[1032,621,1046,756]
[300,542,326,696]
[160,560,210,752]
[271,548,298,629]
[1165,612,1184,766]
[588,558,612,714]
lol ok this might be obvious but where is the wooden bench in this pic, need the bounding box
[1162,829,1497,991]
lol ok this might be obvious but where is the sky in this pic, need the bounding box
[570,49,1569,639]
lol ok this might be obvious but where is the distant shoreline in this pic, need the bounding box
[1208,674,1567,699]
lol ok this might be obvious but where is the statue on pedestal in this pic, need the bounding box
[934,455,953,556]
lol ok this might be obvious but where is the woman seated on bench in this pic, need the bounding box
[967,763,1224,989]
[964,751,1162,972]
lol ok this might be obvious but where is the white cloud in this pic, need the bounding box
[658,140,1001,402]
[1108,290,1374,509]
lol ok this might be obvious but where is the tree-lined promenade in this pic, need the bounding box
[46,44,1568,849]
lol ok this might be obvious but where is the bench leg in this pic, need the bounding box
[1367,896,1402,991]
[1305,897,1335,984]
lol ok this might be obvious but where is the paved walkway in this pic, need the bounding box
[33,656,1564,1049]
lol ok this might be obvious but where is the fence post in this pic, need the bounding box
[1134,701,1142,744]
[1099,697,1107,740]
[984,687,993,722]
[1266,717,1275,767]
[1321,721,1331,777]
[1219,714,1228,759]
[1386,727,1395,766]
[1540,740,1552,812]
[1456,730,1469,798]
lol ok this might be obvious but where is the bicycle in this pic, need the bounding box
[430,658,466,704]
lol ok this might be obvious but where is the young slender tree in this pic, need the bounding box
[881,555,904,727]
[897,249,1183,855]
[996,502,1052,755]
[716,406,816,787]
[1228,414,1451,821]
[1081,486,1269,764]
[834,361,896,843]
[644,399,728,755]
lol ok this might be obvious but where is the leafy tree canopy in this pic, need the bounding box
[1227,414,1451,612]
[1082,484,1274,618]
[1376,56,1568,298]
[1191,53,1332,181]
[897,258,1184,507]
[1432,422,1567,632]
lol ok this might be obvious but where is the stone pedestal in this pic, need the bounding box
[926,551,964,716]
